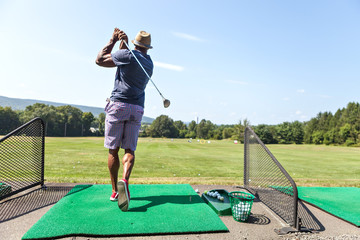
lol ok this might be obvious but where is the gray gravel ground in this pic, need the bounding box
[0,184,359,240]
[280,234,360,240]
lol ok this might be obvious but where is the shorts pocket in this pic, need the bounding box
[104,102,110,112]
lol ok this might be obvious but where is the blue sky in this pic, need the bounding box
[0,0,359,125]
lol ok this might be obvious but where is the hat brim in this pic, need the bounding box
[132,40,153,49]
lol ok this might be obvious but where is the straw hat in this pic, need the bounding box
[132,31,153,49]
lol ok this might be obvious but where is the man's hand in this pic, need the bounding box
[117,30,129,50]
[118,30,128,43]
[111,28,121,42]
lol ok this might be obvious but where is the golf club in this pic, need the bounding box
[121,39,170,108]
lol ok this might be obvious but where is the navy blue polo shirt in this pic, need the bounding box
[110,49,153,108]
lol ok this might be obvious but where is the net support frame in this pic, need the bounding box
[244,126,300,232]
[0,117,45,201]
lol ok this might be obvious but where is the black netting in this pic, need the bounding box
[0,118,45,200]
[0,186,73,223]
[244,126,299,229]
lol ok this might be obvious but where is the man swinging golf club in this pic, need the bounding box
[96,28,153,211]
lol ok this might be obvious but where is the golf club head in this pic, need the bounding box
[163,99,171,108]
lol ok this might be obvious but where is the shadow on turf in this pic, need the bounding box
[0,186,73,223]
[129,195,203,212]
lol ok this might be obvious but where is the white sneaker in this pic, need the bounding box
[118,179,130,211]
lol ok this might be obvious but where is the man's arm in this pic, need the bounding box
[96,28,127,67]
[95,38,117,67]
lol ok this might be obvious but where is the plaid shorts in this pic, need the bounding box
[104,101,144,151]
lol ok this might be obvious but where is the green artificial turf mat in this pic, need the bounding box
[298,187,360,226]
[22,184,228,239]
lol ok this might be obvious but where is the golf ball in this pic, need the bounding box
[220,197,224,201]
[217,195,221,200]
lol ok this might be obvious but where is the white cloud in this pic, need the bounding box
[295,110,302,115]
[297,89,305,93]
[154,61,184,72]
[282,97,290,101]
[319,94,331,99]
[172,32,204,42]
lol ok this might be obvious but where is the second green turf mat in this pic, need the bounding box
[22,184,228,239]
[298,187,360,226]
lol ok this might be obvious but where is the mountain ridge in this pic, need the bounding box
[0,95,154,124]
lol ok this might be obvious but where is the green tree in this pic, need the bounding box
[304,118,318,144]
[185,120,197,138]
[276,122,292,144]
[231,119,249,142]
[19,103,60,136]
[254,124,277,144]
[98,113,106,136]
[0,107,21,134]
[291,121,304,144]
[276,121,304,144]
[312,131,324,145]
[148,115,178,138]
[343,102,360,144]
[212,128,222,140]
[303,102,360,145]
[82,112,95,136]
[174,120,187,138]
[339,123,352,144]
[196,119,215,139]
[57,105,83,136]
[317,112,333,132]
[323,129,338,145]
[222,127,234,139]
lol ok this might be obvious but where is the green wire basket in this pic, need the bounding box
[228,191,255,222]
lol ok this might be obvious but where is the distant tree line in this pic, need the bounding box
[1,102,359,146]
[140,102,360,146]
[140,116,305,144]
[0,103,105,136]
[252,102,360,146]
[303,102,360,146]
[140,115,250,143]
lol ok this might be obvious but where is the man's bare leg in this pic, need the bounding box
[122,149,135,182]
[118,149,134,211]
[108,148,120,193]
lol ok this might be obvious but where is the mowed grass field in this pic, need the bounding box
[44,137,360,187]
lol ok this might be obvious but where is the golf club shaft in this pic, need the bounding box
[121,40,165,100]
